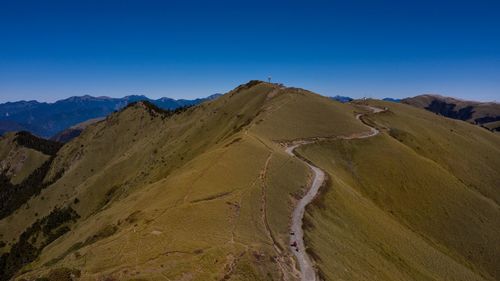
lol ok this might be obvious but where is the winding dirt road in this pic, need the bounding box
[286,105,383,281]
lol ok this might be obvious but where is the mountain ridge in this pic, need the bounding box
[0,82,499,281]
[0,94,222,139]
[0,81,370,280]
[403,94,500,132]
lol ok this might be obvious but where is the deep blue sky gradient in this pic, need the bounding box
[1,0,499,102]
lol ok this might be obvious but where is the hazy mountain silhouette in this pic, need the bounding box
[0,94,221,138]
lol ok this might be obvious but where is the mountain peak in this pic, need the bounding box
[59,95,109,102]
[122,100,193,120]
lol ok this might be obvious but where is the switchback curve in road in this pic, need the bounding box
[286,105,383,281]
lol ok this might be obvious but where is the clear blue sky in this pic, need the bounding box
[1,0,499,102]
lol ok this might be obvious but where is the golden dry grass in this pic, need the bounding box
[3,84,498,281]
[0,133,50,185]
[3,82,367,280]
[298,100,500,280]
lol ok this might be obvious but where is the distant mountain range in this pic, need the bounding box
[382,97,402,103]
[331,96,401,103]
[0,94,221,139]
[330,95,354,103]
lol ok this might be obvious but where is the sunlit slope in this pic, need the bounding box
[367,99,500,204]
[252,87,366,140]
[1,82,272,243]
[4,81,367,280]
[298,101,500,281]
[0,133,50,185]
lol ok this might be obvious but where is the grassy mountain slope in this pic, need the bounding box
[2,83,498,281]
[483,121,500,133]
[0,132,62,222]
[403,94,500,132]
[1,81,368,280]
[0,133,50,185]
[298,100,500,280]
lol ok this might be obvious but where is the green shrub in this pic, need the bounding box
[0,206,79,281]
[0,157,65,219]
[14,131,63,156]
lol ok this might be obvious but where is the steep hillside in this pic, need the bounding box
[1,81,367,280]
[403,94,500,132]
[0,131,62,186]
[298,100,500,281]
[0,132,62,222]
[1,82,498,281]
